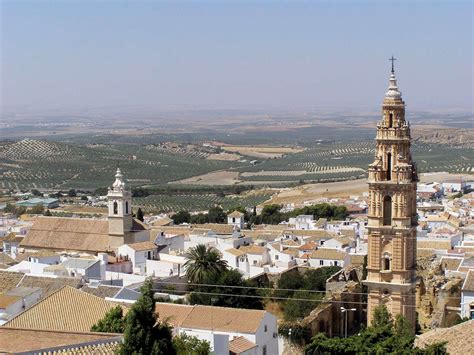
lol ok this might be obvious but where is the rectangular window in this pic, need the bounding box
[275,255,279,260]
[334,261,338,266]
[263,345,267,355]
[320,260,324,266]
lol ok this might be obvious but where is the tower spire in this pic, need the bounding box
[389,55,396,74]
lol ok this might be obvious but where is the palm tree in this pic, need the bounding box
[184,245,228,284]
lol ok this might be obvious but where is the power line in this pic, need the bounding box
[152,280,462,300]
[152,288,424,308]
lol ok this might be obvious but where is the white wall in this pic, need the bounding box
[461,290,474,319]
[255,312,279,355]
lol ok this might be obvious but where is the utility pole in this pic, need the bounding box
[340,307,357,338]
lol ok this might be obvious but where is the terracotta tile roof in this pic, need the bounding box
[299,252,311,259]
[0,270,24,293]
[4,286,127,332]
[21,216,111,252]
[155,303,267,333]
[132,219,148,231]
[228,211,244,218]
[14,250,60,262]
[299,241,317,250]
[239,245,267,255]
[156,303,194,328]
[349,254,365,266]
[310,249,346,260]
[462,270,474,292]
[4,232,23,242]
[126,241,157,251]
[228,336,257,353]
[283,229,334,238]
[281,249,299,257]
[281,239,299,247]
[243,229,282,241]
[440,257,463,272]
[415,320,474,354]
[417,240,452,250]
[0,327,121,354]
[151,217,173,226]
[224,248,246,257]
[193,223,234,235]
[181,304,266,333]
[80,285,121,299]
[18,274,82,298]
[0,252,17,266]
[0,294,21,308]
[153,226,192,237]
[331,235,352,246]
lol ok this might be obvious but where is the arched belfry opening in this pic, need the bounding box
[113,201,118,215]
[125,201,129,214]
[383,253,391,271]
[383,196,392,226]
[388,113,393,128]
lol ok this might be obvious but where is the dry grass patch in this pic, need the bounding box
[221,145,305,159]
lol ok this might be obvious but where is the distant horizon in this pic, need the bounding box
[1,1,472,113]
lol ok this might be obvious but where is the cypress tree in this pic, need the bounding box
[120,278,175,355]
[136,207,144,222]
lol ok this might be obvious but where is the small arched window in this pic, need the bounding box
[113,201,118,215]
[383,253,391,271]
[388,113,393,128]
[125,201,129,214]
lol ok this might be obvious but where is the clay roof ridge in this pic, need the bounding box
[5,285,71,325]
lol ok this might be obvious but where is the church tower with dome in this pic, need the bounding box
[108,168,134,244]
[364,57,418,329]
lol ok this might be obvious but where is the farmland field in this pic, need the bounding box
[1,137,472,192]
[133,191,272,213]
[0,139,242,190]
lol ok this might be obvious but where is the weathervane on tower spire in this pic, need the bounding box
[389,55,396,73]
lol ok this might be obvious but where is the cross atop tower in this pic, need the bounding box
[389,55,397,73]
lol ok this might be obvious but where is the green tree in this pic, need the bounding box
[172,210,191,225]
[172,333,211,355]
[184,245,228,284]
[136,208,145,222]
[29,204,45,215]
[282,291,323,321]
[303,266,341,292]
[276,270,305,298]
[260,204,283,224]
[81,195,88,201]
[94,187,108,196]
[31,189,43,196]
[120,278,175,355]
[91,305,126,333]
[304,305,447,355]
[190,213,208,224]
[68,189,77,197]
[3,203,15,213]
[189,269,264,310]
[207,206,226,223]
[43,209,52,216]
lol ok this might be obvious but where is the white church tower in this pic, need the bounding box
[108,168,133,237]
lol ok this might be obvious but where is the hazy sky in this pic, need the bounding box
[1,0,472,111]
